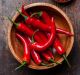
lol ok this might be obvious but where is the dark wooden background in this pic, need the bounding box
[0,0,80,75]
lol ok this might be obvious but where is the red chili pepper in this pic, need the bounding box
[31,28,61,65]
[42,51,54,63]
[26,37,46,66]
[16,8,51,32]
[21,4,29,17]
[21,9,51,32]
[36,11,51,24]
[31,12,69,65]
[15,33,30,70]
[31,11,73,36]
[54,37,71,68]
[16,8,56,52]
[31,29,60,64]
[26,17,51,32]
[30,11,51,24]
[51,18,71,67]
[31,50,46,66]
[46,50,54,59]
[54,37,65,55]
[21,5,50,33]
[31,18,55,52]
[56,28,73,36]
[8,17,42,43]
[35,31,48,44]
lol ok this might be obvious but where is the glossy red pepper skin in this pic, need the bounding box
[17,23,33,37]
[16,8,50,31]
[36,31,48,44]
[26,37,43,65]
[31,50,42,65]
[40,11,51,24]
[25,17,51,32]
[21,5,29,17]
[46,31,65,55]
[21,7,51,32]
[16,33,30,63]
[54,37,65,55]
[17,23,42,43]
[21,6,48,43]
[46,50,54,59]
[56,28,73,36]
[37,11,73,36]
[7,16,42,43]
[31,17,56,52]
[42,52,51,61]
[16,9,56,52]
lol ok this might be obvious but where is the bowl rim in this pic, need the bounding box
[7,2,74,70]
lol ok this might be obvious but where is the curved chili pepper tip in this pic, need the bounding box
[15,61,27,71]
[62,54,71,68]
[16,7,28,20]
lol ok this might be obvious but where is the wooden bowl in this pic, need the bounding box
[8,3,74,70]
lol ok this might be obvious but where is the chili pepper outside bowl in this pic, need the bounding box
[8,3,74,70]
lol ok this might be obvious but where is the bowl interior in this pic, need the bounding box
[9,3,74,70]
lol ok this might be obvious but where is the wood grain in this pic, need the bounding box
[0,0,80,75]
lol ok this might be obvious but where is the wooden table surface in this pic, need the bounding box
[0,0,80,75]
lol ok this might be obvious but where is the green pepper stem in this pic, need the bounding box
[8,17,19,28]
[15,61,27,71]
[30,12,42,17]
[16,7,28,20]
[49,58,54,63]
[31,29,39,43]
[62,54,71,68]
[49,58,61,65]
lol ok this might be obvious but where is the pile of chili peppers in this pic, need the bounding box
[8,5,73,70]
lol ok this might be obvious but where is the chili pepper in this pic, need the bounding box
[56,28,73,36]
[45,31,70,67]
[26,37,46,66]
[42,51,54,63]
[16,8,56,52]
[21,5,51,37]
[31,11,73,36]
[32,29,48,44]
[21,4,29,17]
[16,8,51,32]
[31,11,51,24]
[32,16,69,66]
[54,37,65,55]
[46,50,54,59]
[8,17,42,43]
[31,28,60,65]
[42,50,60,65]
[15,33,30,70]
[31,18,55,52]
[54,37,71,68]
[31,50,46,66]
[51,18,71,67]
